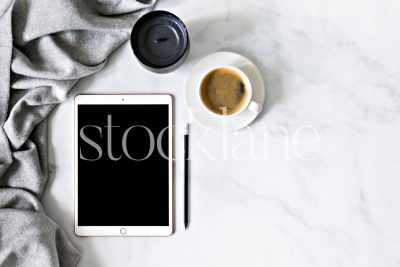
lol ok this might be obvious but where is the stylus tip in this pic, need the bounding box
[185,223,188,230]
[184,123,189,135]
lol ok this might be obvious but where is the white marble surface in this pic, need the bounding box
[42,0,400,266]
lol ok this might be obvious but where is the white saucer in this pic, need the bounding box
[184,52,265,131]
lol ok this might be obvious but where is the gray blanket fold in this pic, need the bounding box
[0,0,154,266]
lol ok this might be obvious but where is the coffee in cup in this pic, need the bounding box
[199,66,260,116]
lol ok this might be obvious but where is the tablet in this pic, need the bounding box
[74,94,173,236]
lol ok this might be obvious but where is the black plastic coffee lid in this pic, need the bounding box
[131,11,189,73]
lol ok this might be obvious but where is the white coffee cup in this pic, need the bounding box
[198,66,261,117]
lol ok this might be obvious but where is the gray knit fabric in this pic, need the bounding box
[0,0,154,266]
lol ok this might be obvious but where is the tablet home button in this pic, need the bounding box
[120,228,127,235]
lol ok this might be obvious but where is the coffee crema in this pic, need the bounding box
[200,68,248,115]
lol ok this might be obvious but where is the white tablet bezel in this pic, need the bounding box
[74,94,173,236]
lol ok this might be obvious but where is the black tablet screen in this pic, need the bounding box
[77,104,169,226]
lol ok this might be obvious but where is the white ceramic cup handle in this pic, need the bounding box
[248,101,261,114]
